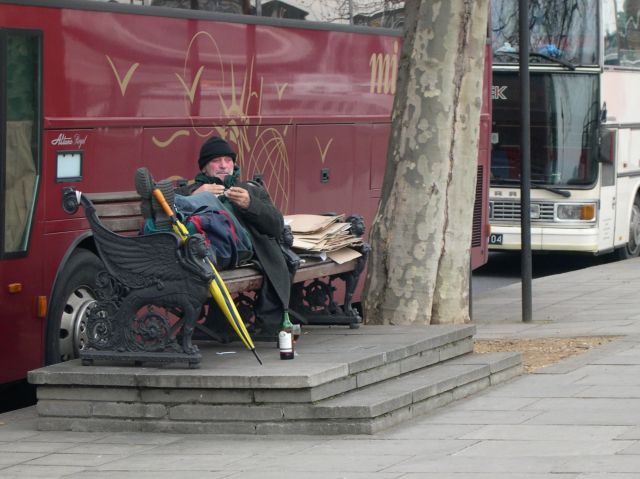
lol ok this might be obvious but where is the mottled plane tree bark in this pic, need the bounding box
[364,0,489,325]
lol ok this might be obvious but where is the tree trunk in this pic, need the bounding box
[363,0,489,326]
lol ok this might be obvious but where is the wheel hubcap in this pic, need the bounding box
[58,287,95,361]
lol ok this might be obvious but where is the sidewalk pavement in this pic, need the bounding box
[2,257,640,478]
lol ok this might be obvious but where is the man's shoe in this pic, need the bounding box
[135,167,154,220]
[151,179,175,231]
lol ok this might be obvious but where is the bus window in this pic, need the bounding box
[2,31,40,255]
[140,0,407,27]
[149,0,250,14]
[618,0,640,67]
[492,0,598,66]
[603,0,620,64]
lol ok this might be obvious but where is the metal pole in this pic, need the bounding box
[519,0,532,322]
[256,0,261,16]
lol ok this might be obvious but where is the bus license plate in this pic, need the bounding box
[489,233,503,245]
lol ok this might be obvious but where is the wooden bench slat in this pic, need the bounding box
[95,202,141,217]
[86,191,140,203]
[100,218,143,234]
[219,258,357,294]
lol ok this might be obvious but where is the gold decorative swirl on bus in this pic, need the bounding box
[315,137,333,164]
[175,65,205,103]
[152,130,191,148]
[106,55,140,96]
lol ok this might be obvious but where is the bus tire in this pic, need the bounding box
[45,249,103,365]
[619,196,640,260]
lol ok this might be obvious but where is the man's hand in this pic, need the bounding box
[194,183,226,195]
[224,187,251,209]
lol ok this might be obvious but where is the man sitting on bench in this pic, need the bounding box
[139,136,292,340]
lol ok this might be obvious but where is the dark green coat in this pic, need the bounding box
[176,179,291,325]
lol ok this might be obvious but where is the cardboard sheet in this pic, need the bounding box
[327,247,362,264]
[285,214,343,234]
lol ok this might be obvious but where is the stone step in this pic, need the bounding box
[29,325,523,435]
[287,352,521,419]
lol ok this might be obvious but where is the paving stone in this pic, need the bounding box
[460,425,632,441]
[36,400,91,418]
[138,420,258,435]
[37,386,141,402]
[64,472,228,479]
[0,429,40,441]
[455,438,633,457]
[140,388,253,404]
[307,437,476,456]
[439,338,475,361]
[553,454,640,474]
[380,423,483,440]
[256,420,372,435]
[0,465,86,478]
[356,360,401,387]
[617,426,640,440]
[398,348,440,374]
[452,377,491,401]
[37,417,143,433]
[419,409,541,425]
[169,404,283,421]
[0,451,47,465]
[0,441,74,453]
[60,443,156,455]
[222,473,401,479]
[224,450,410,472]
[93,432,184,445]
[253,375,356,403]
[139,437,323,455]
[90,452,249,471]
[526,409,640,426]
[25,452,128,467]
[412,392,456,416]
[489,364,523,384]
[93,402,167,419]
[384,455,566,474]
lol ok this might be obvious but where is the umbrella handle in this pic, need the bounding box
[152,188,174,217]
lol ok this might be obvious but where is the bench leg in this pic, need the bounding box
[290,242,369,327]
[339,242,370,319]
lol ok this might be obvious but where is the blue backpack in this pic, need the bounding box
[174,193,253,270]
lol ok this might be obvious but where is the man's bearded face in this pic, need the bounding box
[202,156,234,180]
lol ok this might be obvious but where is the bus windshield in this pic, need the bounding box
[491,72,599,187]
[491,0,598,66]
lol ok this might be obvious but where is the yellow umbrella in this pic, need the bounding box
[152,188,262,365]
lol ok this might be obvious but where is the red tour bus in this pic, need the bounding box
[0,0,490,385]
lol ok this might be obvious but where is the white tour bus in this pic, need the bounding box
[489,0,640,259]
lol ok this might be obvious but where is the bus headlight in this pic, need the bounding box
[555,203,596,222]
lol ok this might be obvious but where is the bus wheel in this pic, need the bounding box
[619,197,640,259]
[45,249,103,364]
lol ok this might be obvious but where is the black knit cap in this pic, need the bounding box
[198,136,237,170]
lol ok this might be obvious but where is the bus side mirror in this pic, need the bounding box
[599,128,616,164]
